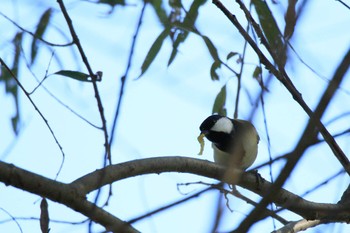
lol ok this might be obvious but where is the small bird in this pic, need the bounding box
[199,115,259,170]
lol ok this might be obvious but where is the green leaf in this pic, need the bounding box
[167,32,184,66]
[212,85,227,116]
[97,0,126,7]
[3,32,23,135]
[182,0,207,29]
[54,70,91,82]
[174,22,221,71]
[226,52,238,60]
[284,0,297,40]
[139,27,170,78]
[149,0,168,27]
[31,8,52,65]
[252,66,262,79]
[251,0,286,65]
[202,35,220,62]
[210,61,221,81]
[167,0,207,66]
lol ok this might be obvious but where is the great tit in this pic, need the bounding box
[199,115,259,170]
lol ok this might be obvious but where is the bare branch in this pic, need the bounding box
[56,0,111,163]
[0,11,73,47]
[272,219,322,233]
[70,156,350,221]
[0,58,65,178]
[0,161,138,233]
[212,0,350,176]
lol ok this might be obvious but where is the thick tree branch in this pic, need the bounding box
[0,162,138,233]
[71,157,350,221]
[272,219,322,233]
[1,157,349,231]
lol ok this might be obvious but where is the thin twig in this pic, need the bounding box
[301,169,345,198]
[56,0,111,164]
[0,216,89,225]
[89,2,148,230]
[108,2,147,156]
[24,50,101,129]
[0,11,73,47]
[336,0,350,10]
[128,187,213,224]
[0,208,23,233]
[0,58,65,178]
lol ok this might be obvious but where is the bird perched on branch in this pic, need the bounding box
[199,115,259,170]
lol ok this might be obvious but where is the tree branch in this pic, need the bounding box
[0,161,138,233]
[56,0,111,163]
[1,157,349,231]
[272,219,322,233]
[71,156,350,221]
[212,0,350,175]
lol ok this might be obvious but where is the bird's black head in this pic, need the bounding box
[199,115,224,133]
[199,115,234,149]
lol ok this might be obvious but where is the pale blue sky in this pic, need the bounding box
[1,0,350,232]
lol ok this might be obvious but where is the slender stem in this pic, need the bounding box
[56,0,111,163]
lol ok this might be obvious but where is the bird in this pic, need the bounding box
[199,115,259,170]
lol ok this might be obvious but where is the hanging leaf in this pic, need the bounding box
[1,32,23,135]
[167,32,184,66]
[139,27,171,78]
[174,22,221,79]
[251,0,286,66]
[181,0,207,29]
[210,61,221,81]
[167,0,207,66]
[149,0,168,27]
[202,35,220,62]
[40,198,50,233]
[212,85,227,116]
[54,70,92,82]
[284,0,297,40]
[31,8,52,65]
[226,52,239,60]
[252,66,262,79]
[97,0,126,7]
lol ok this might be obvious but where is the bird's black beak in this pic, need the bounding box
[200,130,209,136]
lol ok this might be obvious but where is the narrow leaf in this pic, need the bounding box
[202,35,220,62]
[212,85,227,116]
[252,0,286,65]
[97,0,126,7]
[210,61,221,81]
[182,0,207,29]
[7,32,23,135]
[174,22,221,66]
[284,0,297,40]
[226,52,238,60]
[252,66,262,79]
[167,0,207,66]
[54,70,91,82]
[139,27,170,78]
[167,32,184,66]
[150,0,168,27]
[31,8,52,65]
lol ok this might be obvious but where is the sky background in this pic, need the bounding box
[1,0,350,232]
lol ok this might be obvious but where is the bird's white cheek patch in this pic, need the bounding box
[211,117,233,134]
